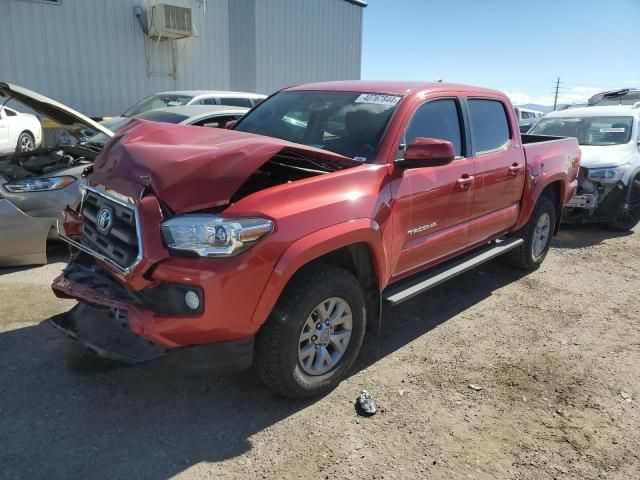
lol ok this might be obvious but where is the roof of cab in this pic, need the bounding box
[283,80,506,98]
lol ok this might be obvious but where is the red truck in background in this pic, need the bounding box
[51,81,580,398]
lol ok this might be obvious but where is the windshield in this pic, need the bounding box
[233,90,402,161]
[122,94,194,117]
[529,116,634,146]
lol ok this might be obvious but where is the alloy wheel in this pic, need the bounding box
[297,297,353,376]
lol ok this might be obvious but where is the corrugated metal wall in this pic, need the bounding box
[0,0,363,117]
[254,0,362,94]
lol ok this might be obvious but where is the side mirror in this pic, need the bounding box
[225,119,238,129]
[396,137,455,168]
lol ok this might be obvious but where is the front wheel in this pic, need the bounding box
[604,178,640,232]
[506,195,556,270]
[254,263,366,399]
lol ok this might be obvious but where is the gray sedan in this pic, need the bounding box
[0,83,247,267]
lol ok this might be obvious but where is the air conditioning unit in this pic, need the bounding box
[148,3,193,39]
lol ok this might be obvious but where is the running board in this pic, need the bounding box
[383,238,524,305]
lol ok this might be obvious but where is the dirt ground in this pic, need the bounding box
[0,225,638,480]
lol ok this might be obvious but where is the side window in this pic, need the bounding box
[193,97,218,106]
[404,99,463,157]
[467,99,511,153]
[219,97,252,108]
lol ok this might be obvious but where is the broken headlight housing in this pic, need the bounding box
[3,176,76,193]
[161,215,274,257]
[587,166,625,183]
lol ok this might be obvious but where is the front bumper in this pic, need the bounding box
[50,302,254,369]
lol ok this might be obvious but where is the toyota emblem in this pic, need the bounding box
[96,207,113,234]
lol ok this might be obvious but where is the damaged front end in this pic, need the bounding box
[51,120,361,367]
[563,165,637,224]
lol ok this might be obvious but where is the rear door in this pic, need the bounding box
[391,97,476,278]
[466,98,525,244]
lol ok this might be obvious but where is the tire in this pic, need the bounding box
[604,177,640,232]
[16,132,35,153]
[254,263,366,399]
[506,195,556,270]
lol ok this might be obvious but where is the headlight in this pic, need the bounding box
[161,215,274,257]
[3,176,76,193]
[587,167,625,183]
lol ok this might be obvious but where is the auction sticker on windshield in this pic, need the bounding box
[355,94,402,106]
[600,127,625,133]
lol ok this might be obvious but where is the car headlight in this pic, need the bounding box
[161,215,274,257]
[587,167,625,183]
[3,176,76,193]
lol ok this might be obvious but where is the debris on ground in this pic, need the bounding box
[620,391,632,401]
[356,390,377,416]
[468,384,483,391]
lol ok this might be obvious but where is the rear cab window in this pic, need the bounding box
[467,99,511,153]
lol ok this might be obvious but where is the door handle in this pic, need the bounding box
[456,174,474,190]
[509,163,524,176]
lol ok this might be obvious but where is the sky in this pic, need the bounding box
[361,0,639,106]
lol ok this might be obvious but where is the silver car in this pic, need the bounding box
[0,83,248,267]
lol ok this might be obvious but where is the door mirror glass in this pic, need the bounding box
[397,137,455,168]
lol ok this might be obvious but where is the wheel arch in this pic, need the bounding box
[251,219,386,333]
[16,129,36,150]
[516,174,567,234]
[540,180,564,235]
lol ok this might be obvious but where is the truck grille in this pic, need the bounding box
[81,189,140,271]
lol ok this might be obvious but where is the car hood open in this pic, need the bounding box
[0,82,114,137]
[90,119,361,213]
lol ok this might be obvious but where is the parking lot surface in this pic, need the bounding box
[1,226,638,479]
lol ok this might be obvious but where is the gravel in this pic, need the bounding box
[1,224,639,479]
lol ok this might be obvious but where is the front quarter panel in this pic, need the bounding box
[222,163,393,326]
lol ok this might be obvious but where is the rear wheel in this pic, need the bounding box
[254,263,366,399]
[506,195,556,270]
[16,132,35,153]
[604,177,640,231]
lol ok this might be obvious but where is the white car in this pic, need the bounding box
[120,90,266,117]
[529,103,640,231]
[0,105,42,155]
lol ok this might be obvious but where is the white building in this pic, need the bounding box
[0,0,365,116]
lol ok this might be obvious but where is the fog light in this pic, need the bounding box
[184,290,201,310]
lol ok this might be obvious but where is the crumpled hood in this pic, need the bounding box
[91,119,359,213]
[579,144,637,169]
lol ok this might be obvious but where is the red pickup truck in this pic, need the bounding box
[51,81,580,398]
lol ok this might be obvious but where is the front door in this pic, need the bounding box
[391,98,476,278]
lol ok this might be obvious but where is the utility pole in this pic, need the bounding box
[553,77,561,111]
